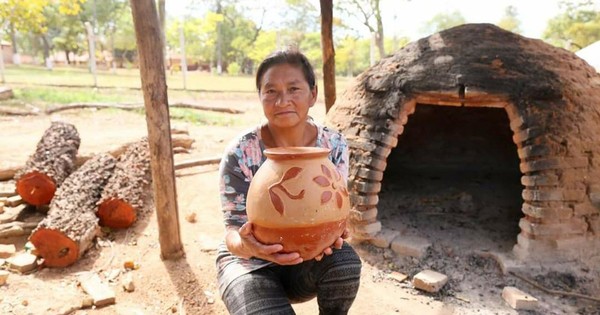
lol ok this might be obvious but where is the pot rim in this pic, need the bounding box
[264,146,331,160]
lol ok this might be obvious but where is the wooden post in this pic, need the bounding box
[320,0,336,113]
[130,0,184,260]
[179,22,187,90]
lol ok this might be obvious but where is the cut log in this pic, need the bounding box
[174,156,221,170]
[29,154,116,267]
[44,101,244,115]
[97,139,151,228]
[15,122,80,205]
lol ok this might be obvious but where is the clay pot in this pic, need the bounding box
[247,147,350,260]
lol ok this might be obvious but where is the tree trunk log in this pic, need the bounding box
[29,154,116,268]
[15,122,80,205]
[320,0,336,113]
[131,0,184,260]
[97,139,151,228]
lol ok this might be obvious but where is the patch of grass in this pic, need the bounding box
[169,108,241,126]
[12,87,135,108]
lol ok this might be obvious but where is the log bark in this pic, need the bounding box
[15,122,80,205]
[29,154,116,267]
[131,0,184,260]
[1,132,193,182]
[97,139,151,228]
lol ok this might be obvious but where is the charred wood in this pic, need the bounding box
[97,139,151,228]
[15,122,80,205]
[29,154,116,267]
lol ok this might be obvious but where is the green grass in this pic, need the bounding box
[1,64,353,94]
[169,108,242,126]
[13,86,134,107]
[0,64,356,125]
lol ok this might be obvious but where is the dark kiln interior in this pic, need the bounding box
[378,104,522,252]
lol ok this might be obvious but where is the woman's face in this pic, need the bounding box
[259,63,317,129]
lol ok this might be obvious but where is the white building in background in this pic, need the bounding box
[576,41,600,72]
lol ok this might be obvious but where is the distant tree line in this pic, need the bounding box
[0,0,597,75]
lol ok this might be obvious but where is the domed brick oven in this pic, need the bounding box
[326,23,600,263]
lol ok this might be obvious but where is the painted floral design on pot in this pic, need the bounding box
[247,147,350,260]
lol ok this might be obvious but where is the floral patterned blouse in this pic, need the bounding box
[216,121,349,296]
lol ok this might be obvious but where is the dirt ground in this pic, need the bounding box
[1,99,599,315]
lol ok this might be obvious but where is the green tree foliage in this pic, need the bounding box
[336,0,386,59]
[497,5,522,34]
[543,0,600,51]
[421,10,466,36]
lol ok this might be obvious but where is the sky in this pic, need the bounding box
[165,0,571,41]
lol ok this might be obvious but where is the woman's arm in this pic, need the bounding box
[224,223,303,265]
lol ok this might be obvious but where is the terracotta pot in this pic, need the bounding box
[247,147,350,260]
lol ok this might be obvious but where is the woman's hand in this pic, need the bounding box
[225,222,303,265]
[314,228,350,261]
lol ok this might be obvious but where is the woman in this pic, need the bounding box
[217,49,362,315]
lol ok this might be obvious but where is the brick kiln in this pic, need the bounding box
[326,23,600,263]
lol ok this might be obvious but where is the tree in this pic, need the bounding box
[421,10,466,35]
[497,5,522,34]
[338,0,385,59]
[0,0,48,64]
[543,0,600,51]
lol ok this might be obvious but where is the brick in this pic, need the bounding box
[348,207,378,222]
[391,235,431,258]
[522,188,585,202]
[517,145,550,159]
[353,154,388,171]
[387,271,408,283]
[519,157,588,173]
[509,116,524,131]
[7,253,37,273]
[350,180,381,194]
[516,233,556,250]
[512,127,543,143]
[412,270,448,293]
[370,228,400,248]
[521,203,572,220]
[502,286,538,310]
[355,167,383,181]
[349,194,379,207]
[5,195,23,207]
[79,273,116,307]
[504,104,522,122]
[358,129,398,147]
[518,218,588,237]
[352,221,382,235]
[520,174,559,187]
[0,244,16,258]
[522,189,562,201]
[347,138,377,152]
[0,202,4,214]
[0,270,8,286]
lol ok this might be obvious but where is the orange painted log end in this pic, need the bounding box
[29,228,79,268]
[97,198,136,229]
[16,171,56,206]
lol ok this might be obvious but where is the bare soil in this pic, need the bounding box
[0,100,599,315]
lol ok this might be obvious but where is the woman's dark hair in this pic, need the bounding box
[255,49,316,92]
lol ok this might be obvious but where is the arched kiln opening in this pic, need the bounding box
[326,24,600,264]
[378,103,522,251]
